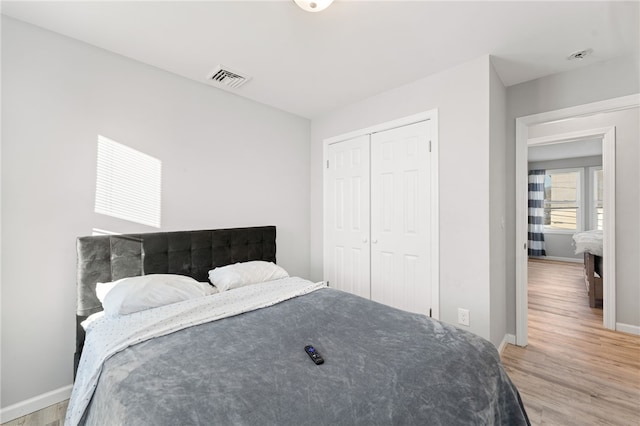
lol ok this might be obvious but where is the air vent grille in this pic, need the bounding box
[567,49,593,61]
[208,65,251,88]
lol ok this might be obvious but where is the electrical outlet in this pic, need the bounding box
[458,308,470,326]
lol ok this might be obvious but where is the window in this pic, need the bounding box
[591,167,603,230]
[543,169,582,231]
[95,135,162,228]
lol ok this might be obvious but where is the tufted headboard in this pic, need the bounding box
[74,226,276,376]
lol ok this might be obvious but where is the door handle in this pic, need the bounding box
[363,238,368,243]
[372,239,378,244]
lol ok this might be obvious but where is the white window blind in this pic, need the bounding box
[592,167,603,231]
[95,135,161,228]
[543,169,581,231]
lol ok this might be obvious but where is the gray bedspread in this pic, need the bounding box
[81,288,529,425]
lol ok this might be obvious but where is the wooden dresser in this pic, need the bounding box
[584,252,603,308]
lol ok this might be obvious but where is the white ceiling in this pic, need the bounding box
[2,1,638,119]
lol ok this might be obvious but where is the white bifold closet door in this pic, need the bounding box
[370,121,430,315]
[325,135,371,299]
[325,120,431,316]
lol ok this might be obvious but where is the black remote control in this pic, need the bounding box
[304,345,324,365]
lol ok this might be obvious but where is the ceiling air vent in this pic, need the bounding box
[567,49,593,61]
[207,65,251,89]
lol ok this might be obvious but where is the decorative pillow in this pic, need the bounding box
[96,274,214,316]
[208,261,289,292]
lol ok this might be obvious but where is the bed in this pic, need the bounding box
[67,226,530,425]
[573,230,603,308]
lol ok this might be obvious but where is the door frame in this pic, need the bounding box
[322,109,440,319]
[515,94,639,346]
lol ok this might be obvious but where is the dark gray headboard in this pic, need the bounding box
[74,226,276,376]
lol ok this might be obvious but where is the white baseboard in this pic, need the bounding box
[530,255,582,263]
[498,333,516,354]
[546,256,583,263]
[616,322,640,336]
[0,384,72,423]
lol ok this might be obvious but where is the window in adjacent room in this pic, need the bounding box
[543,168,582,232]
[590,166,604,230]
[95,135,162,228]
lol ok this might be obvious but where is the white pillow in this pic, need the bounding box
[208,261,289,292]
[80,311,105,330]
[96,274,214,317]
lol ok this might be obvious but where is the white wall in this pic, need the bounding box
[527,109,639,327]
[310,56,493,340]
[489,60,508,346]
[1,17,310,411]
[505,55,640,333]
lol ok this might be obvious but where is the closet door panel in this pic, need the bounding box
[325,136,371,299]
[370,121,431,315]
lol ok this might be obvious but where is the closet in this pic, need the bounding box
[323,118,436,317]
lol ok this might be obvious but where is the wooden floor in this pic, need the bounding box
[4,259,638,425]
[502,259,640,425]
[1,400,67,426]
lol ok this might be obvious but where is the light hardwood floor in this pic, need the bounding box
[4,259,638,425]
[502,259,640,425]
[1,400,67,426]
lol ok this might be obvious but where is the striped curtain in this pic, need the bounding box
[528,170,546,256]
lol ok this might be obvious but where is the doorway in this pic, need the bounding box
[515,94,639,346]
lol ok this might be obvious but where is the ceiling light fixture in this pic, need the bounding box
[293,0,334,13]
